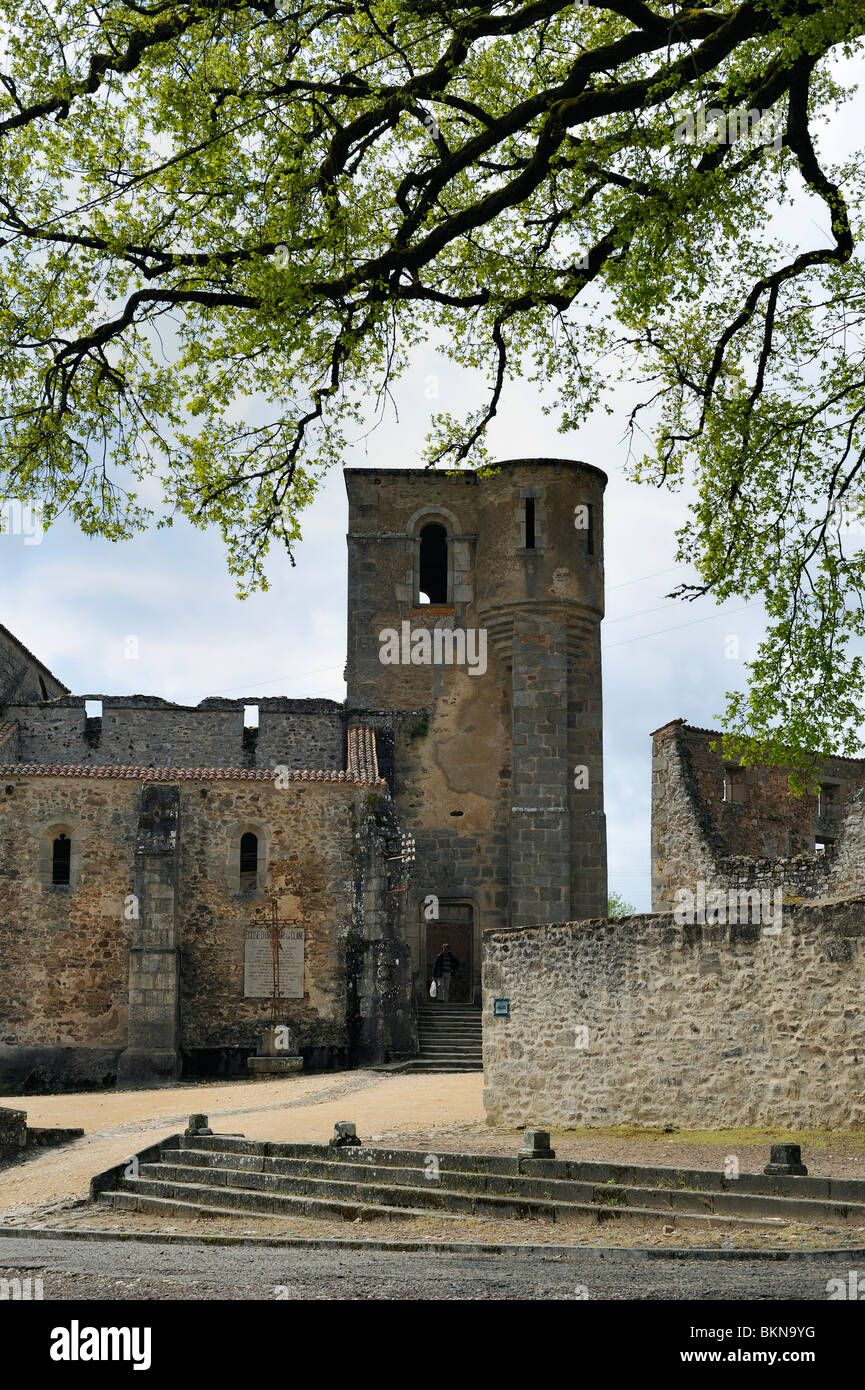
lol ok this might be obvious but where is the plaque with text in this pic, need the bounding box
[244,925,304,998]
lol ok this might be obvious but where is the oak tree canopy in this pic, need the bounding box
[1,0,865,775]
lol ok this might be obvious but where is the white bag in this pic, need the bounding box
[429,979,437,998]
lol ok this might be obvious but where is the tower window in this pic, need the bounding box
[240,832,258,877]
[586,504,595,555]
[52,834,71,885]
[524,498,536,550]
[418,523,448,605]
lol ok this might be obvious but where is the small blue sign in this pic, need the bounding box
[493,998,510,1017]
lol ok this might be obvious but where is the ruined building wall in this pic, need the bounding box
[0,777,135,1090]
[0,772,412,1090]
[0,625,68,705]
[344,460,607,1004]
[651,720,865,913]
[7,697,346,772]
[482,901,865,1130]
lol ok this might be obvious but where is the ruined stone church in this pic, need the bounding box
[0,459,607,1090]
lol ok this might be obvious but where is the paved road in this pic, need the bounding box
[0,1235,858,1300]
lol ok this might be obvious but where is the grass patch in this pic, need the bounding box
[541,1126,865,1151]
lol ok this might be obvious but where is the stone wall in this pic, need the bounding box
[0,772,413,1089]
[0,1106,26,1149]
[8,697,345,771]
[482,900,865,1130]
[651,720,865,913]
[0,625,67,705]
[344,459,608,998]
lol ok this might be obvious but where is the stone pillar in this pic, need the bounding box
[117,785,181,1088]
[509,611,571,927]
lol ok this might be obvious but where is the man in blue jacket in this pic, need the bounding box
[432,943,459,1002]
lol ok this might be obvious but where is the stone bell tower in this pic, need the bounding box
[344,459,607,993]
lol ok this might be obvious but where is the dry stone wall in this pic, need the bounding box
[482,901,865,1130]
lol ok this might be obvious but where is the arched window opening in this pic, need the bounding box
[52,833,71,885]
[418,523,448,605]
[240,832,258,878]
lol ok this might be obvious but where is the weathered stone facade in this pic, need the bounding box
[345,459,608,1003]
[0,767,412,1089]
[0,624,67,705]
[482,900,865,1130]
[0,458,605,1089]
[651,720,865,913]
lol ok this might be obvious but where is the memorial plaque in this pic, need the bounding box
[244,925,305,998]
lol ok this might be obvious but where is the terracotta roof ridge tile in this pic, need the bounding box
[0,763,386,785]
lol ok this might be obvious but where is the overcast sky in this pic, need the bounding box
[3,58,863,914]
[1,348,777,915]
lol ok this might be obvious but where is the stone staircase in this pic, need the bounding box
[92,1136,865,1232]
[400,1003,483,1073]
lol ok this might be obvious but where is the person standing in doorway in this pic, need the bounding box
[432,942,459,1002]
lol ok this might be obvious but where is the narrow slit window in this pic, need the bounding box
[52,834,71,885]
[524,498,536,549]
[239,832,258,877]
[586,504,595,555]
[418,523,448,604]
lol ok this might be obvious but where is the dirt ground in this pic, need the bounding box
[2,1069,865,1247]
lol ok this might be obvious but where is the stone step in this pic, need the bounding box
[136,1161,561,1218]
[156,1147,865,1225]
[100,1171,804,1233]
[418,1029,482,1038]
[174,1137,865,1204]
[418,1015,483,1024]
[418,1037,482,1045]
[99,1185,465,1225]
[417,1023,483,1033]
[418,1014,482,1021]
[399,1061,483,1072]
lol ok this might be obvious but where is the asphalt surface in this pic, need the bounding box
[0,1235,860,1300]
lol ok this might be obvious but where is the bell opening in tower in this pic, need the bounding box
[418,523,448,604]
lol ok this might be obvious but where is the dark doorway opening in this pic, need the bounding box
[424,900,474,1003]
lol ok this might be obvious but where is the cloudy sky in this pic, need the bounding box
[1,346,776,915]
[3,58,862,915]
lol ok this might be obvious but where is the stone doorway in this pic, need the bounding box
[424,901,474,1003]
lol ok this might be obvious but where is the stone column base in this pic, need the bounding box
[116,1048,181,1089]
[247,1056,303,1075]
